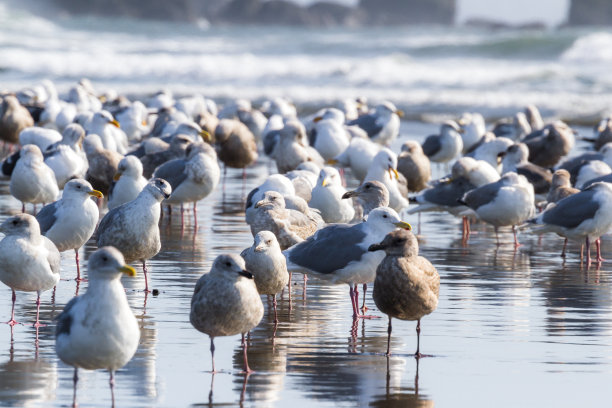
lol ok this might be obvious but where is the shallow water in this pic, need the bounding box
[0,121,611,407]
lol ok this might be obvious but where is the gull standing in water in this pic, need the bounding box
[97,178,172,292]
[190,254,264,373]
[108,156,148,210]
[55,247,139,407]
[284,207,411,318]
[10,144,59,213]
[36,179,103,281]
[241,231,289,324]
[0,214,60,328]
[368,229,439,357]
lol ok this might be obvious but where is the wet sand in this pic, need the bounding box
[0,121,611,407]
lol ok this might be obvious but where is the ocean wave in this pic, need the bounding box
[561,32,612,62]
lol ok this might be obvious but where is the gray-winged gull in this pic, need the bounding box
[19,127,62,152]
[421,121,463,165]
[84,110,125,154]
[459,172,535,247]
[309,167,354,223]
[10,144,59,213]
[528,181,612,265]
[347,101,403,146]
[284,207,411,318]
[153,142,220,224]
[141,134,192,179]
[44,123,88,188]
[55,246,139,407]
[36,179,102,281]
[397,140,431,192]
[190,254,264,373]
[457,112,486,153]
[97,178,172,292]
[241,231,289,323]
[309,112,349,161]
[0,214,60,327]
[368,229,439,357]
[501,143,552,202]
[364,148,408,212]
[491,112,531,141]
[108,156,148,210]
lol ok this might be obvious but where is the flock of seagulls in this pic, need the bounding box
[0,77,611,405]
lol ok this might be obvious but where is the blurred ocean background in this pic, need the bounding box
[2,1,612,123]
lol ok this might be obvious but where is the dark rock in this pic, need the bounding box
[567,0,612,26]
[359,0,455,25]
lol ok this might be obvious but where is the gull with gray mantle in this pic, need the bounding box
[55,247,139,407]
[97,178,172,292]
[528,181,612,266]
[36,179,103,281]
[284,207,411,319]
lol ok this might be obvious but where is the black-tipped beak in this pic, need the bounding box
[239,270,254,279]
[163,191,171,199]
[368,243,384,252]
[342,191,356,200]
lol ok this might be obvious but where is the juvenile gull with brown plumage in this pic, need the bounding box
[368,229,439,357]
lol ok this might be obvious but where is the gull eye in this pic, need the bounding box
[365,184,370,189]
[383,214,388,218]
[266,240,272,244]
[225,261,232,267]
[12,219,18,225]
[102,256,108,261]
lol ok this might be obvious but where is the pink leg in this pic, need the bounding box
[272,294,279,324]
[241,333,253,373]
[33,292,45,328]
[596,238,605,262]
[72,367,78,408]
[75,249,85,282]
[351,284,378,319]
[512,225,521,248]
[193,202,198,227]
[6,289,18,326]
[143,261,150,293]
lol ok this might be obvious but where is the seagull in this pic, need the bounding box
[18,127,62,152]
[83,134,123,197]
[331,136,380,182]
[523,121,575,168]
[309,111,350,161]
[43,123,88,188]
[190,254,264,373]
[284,207,411,318]
[457,112,486,153]
[246,191,322,250]
[273,120,324,174]
[55,246,139,407]
[36,179,102,281]
[421,121,464,165]
[368,229,439,357]
[97,178,172,292]
[140,134,192,179]
[214,118,258,175]
[364,148,408,212]
[153,142,220,223]
[241,231,289,323]
[501,143,552,203]
[342,180,390,219]
[528,182,612,265]
[84,110,127,154]
[459,172,535,247]
[545,169,580,257]
[108,156,148,210]
[347,101,403,146]
[397,140,431,193]
[309,167,354,223]
[0,214,60,327]
[10,144,59,213]
[0,95,34,147]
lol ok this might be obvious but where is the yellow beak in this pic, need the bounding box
[388,167,399,180]
[326,158,338,165]
[113,172,122,181]
[141,119,148,127]
[395,109,404,118]
[393,221,412,230]
[88,190,104,198]
[118,265,136,277]
[110,119,120,128]
[321,178,329,187]
[200,130,212,143]
[313,116,323,123]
